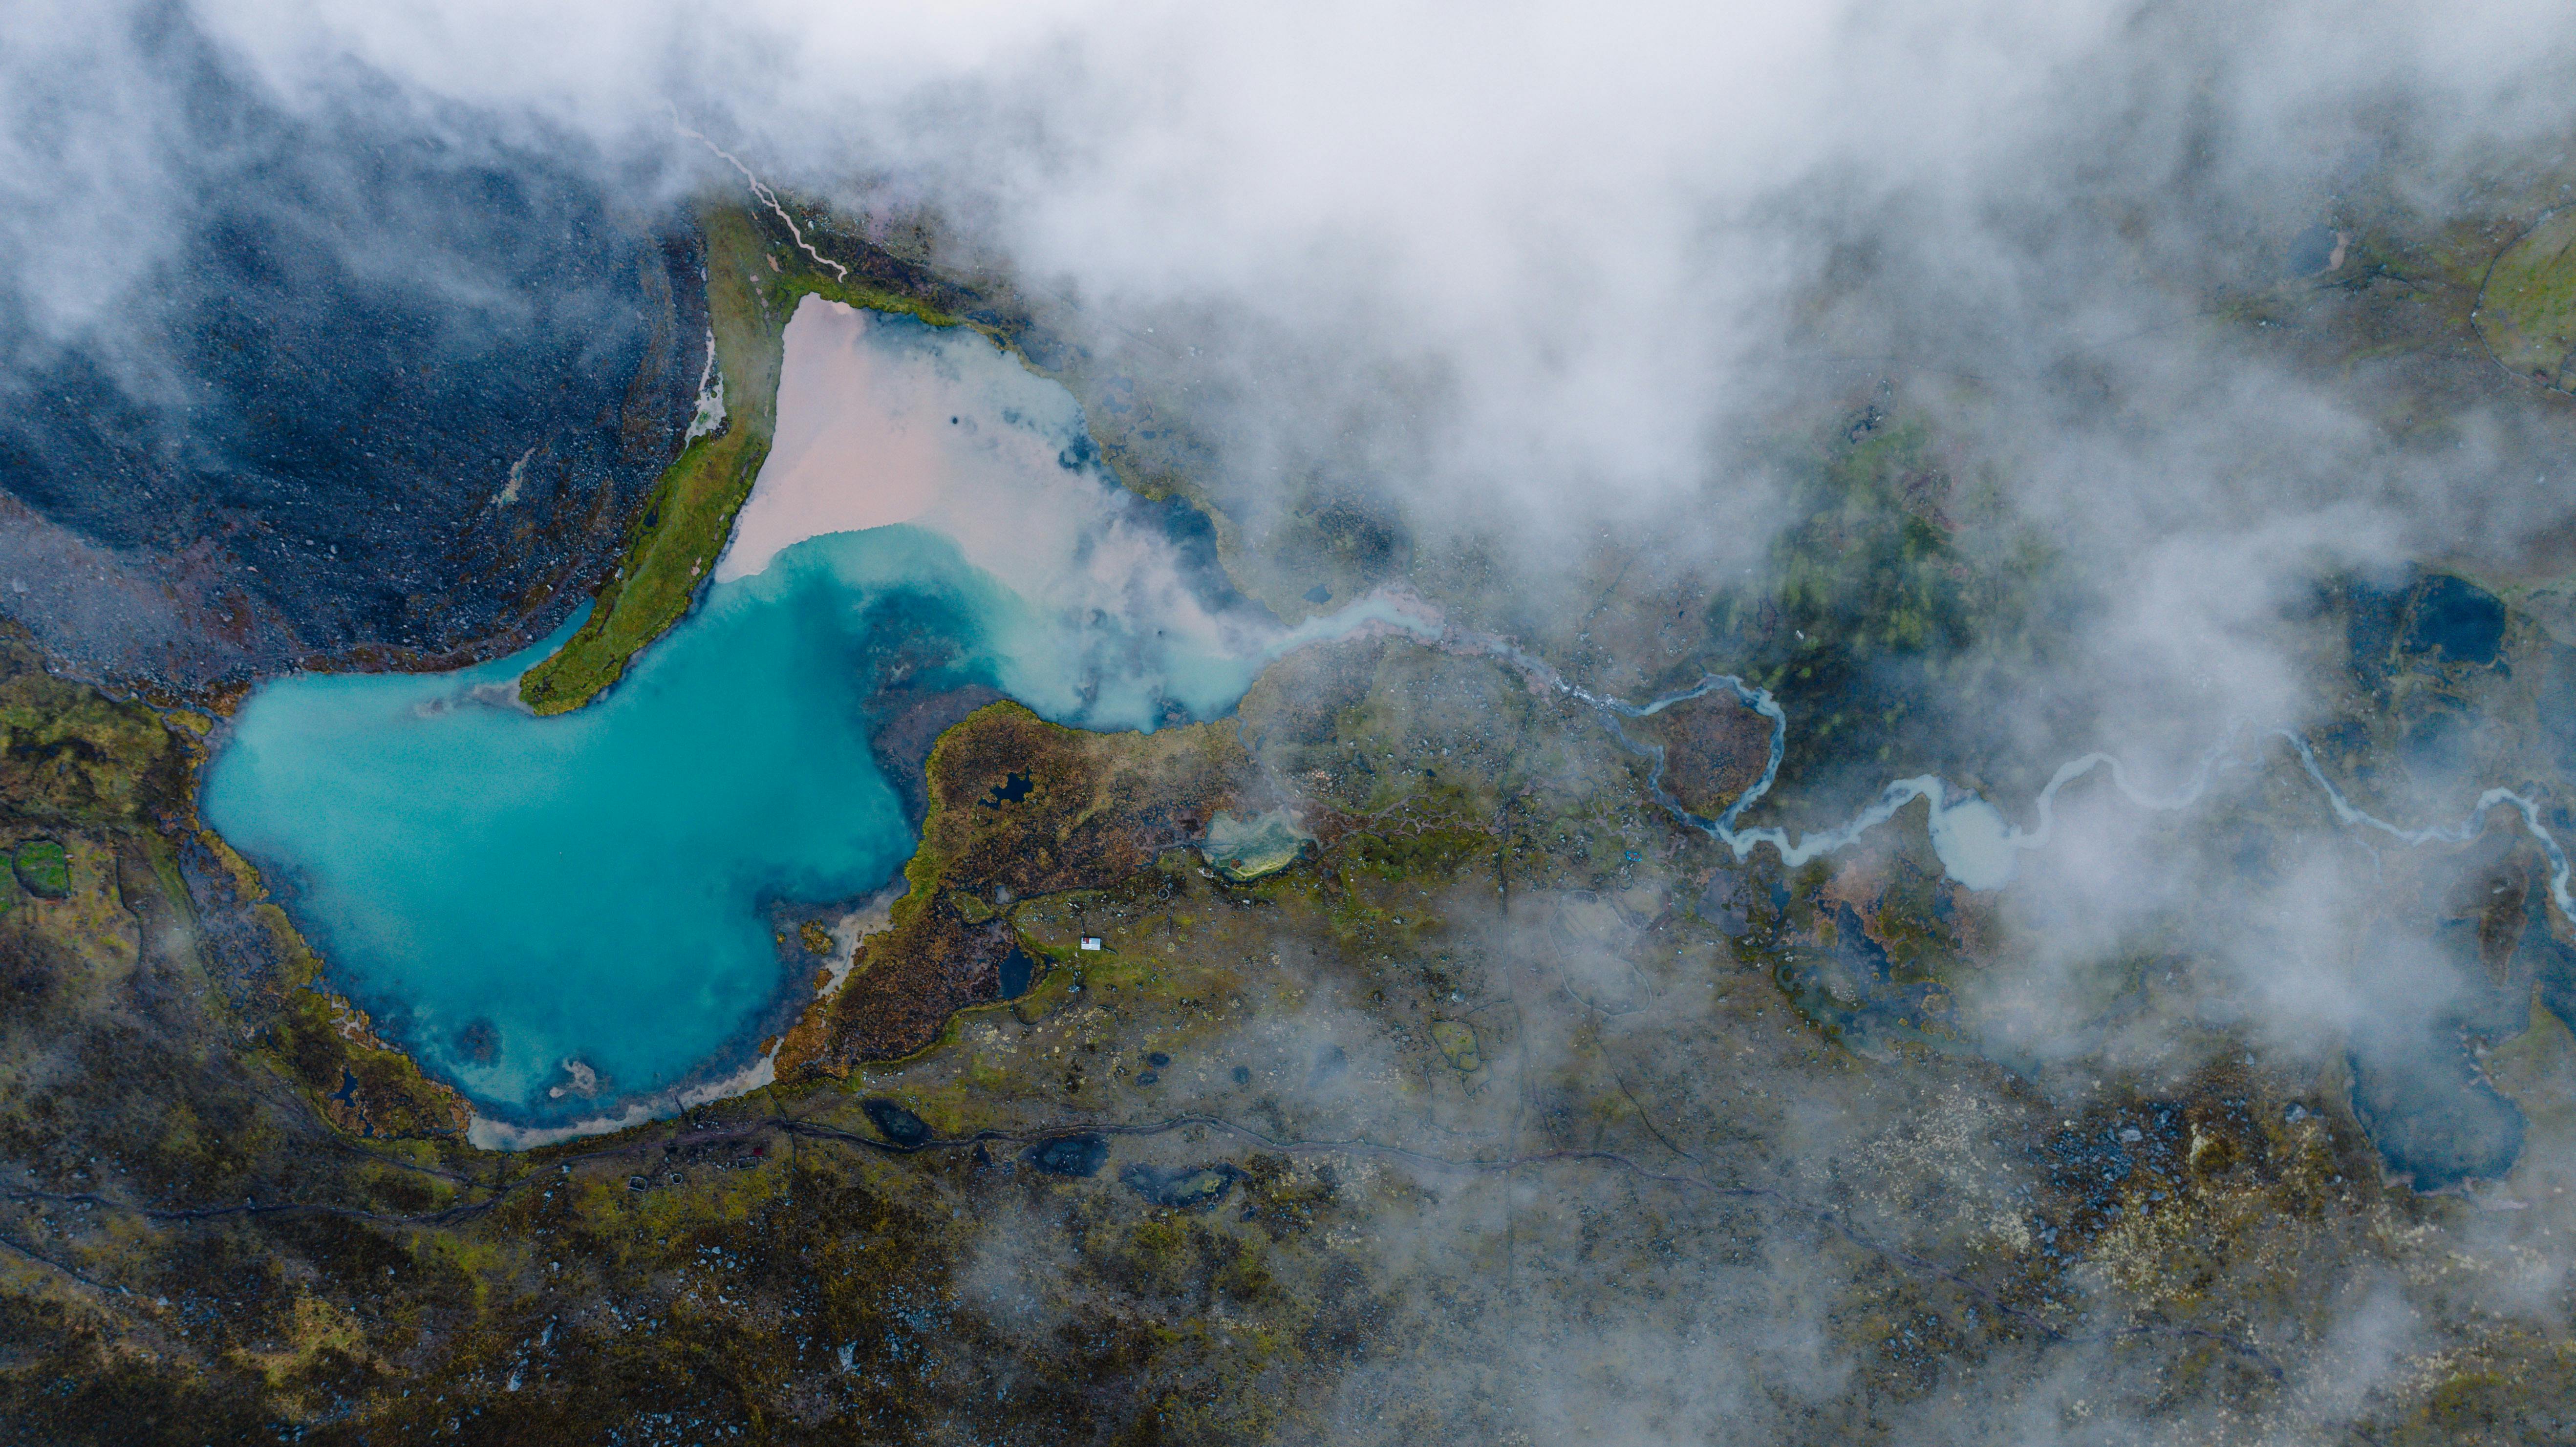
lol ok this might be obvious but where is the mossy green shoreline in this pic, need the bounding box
[517,204,982,715]
[25,178,2576,1442]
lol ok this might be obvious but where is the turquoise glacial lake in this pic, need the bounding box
[202,524,1268,1130]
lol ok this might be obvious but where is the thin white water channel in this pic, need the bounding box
[1558,667,2574,919]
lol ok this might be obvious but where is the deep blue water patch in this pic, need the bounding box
[202,524,1264,1128]
[2402,575,2506,666]
[997,946,1038,1000]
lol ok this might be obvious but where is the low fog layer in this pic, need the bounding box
[11,1,2573,701]
[11,1,2576,1440]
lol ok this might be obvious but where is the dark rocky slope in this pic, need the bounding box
[0,11,703,685]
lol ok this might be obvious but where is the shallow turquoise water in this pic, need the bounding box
[202,525,1266,1127]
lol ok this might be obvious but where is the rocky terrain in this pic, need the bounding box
[10,125,2576,1447]
[0,18,705,686]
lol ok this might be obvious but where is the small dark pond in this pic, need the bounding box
[997,946,1038,1000]
[861,1098,932,1149]
[2284,222,2340,277]
[1026,1133,1108,1177]
[1119,1162,1242,1211]
[2402,576,2506,666]
[2347,876,2571,1190]
[2347,1020,2525,1192]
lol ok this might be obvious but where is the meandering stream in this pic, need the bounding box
[200,296,2569,1169]
[1567,669,2574,921]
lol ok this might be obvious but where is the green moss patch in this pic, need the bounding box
[2475,208,2576,388]
[10,838,69,898]
[1700,413,2059,815]
[782,271,964,331]
[268,987,472,1140]
[518,207,784,714]
[1201,809,1310,881]
[0,623,181,827]
[777,702,1245,1076]
[1428,1020,1482,1072]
